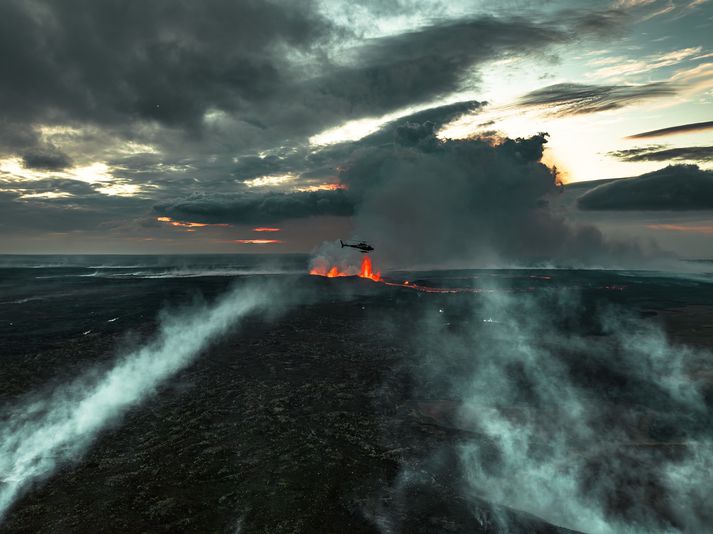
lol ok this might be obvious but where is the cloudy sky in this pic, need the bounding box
[1,0,712,259]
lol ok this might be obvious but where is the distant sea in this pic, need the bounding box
[0,254,309,280]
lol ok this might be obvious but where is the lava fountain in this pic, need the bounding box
[310,255,381,282]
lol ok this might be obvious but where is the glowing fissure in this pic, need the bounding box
[310,258,631,297]
[0,283,280,520]
[310,255,381,282]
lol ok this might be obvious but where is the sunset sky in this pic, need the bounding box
[1,0,711,257]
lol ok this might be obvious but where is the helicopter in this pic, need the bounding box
[340,240,374,253]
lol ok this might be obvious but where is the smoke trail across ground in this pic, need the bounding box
[0,280,288,520]
[388,284,713,533]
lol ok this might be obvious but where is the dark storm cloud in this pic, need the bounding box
[21,146,73,170]
[0,171,154,235]
[0,189,149,233]
[230,100,483,183]
[223,11,618,146]
[517,82,676,115]
[0,0,342,162]
[0,120,38,152]
[627,120,713,139]
[566,8,630,37]
[578,164,713,211]
[159,97,656,265]
[155,100,481,226]
[0,2,653,253]
[0,1,631,159]
[609,145,713,162]
[233,155,292,181]
[311,17,568,116]
[358,100,483,146]
[154,189,354,225]
[6,178,96,197]
[0,0,331,131]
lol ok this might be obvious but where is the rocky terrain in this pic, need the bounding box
[2,268,713,532]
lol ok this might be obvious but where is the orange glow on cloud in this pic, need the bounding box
[156,216,229,229]
[541,147,571,185]
[253,227,281,232]
[296,183,348,192]
[647,224,713,234]
[234,239,283,244]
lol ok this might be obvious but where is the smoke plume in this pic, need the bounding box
[387,285,713,533]
[0,280,289,519]
[338,124,658,269]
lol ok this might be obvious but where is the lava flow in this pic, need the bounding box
[310,255,381,282]
[310,256,509,293]
[310,256,482,291]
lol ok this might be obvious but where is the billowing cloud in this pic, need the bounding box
[627,120,713,139]
[0,0,706,254]
[517,82,676,115]
[578,164,713,211]
[0,1,620,162]
[310,17,569,117]
[0,189,150,233]
[609,145,713,162]
[154,189,354,225]
[0,1,635,253]
[156,97,665,265]
[21,146,73,170]
[0,0,332,133]
[339,121,650,267]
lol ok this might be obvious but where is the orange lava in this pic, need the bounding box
[359,256,381,282]
[310,256,381,282]
[234,239,282,244]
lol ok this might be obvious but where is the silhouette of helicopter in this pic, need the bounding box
[340,240,374,253]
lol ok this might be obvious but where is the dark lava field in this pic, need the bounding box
[2,261,713,533]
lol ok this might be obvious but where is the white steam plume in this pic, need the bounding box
[460,291,711,533]
[387,287,713,533]
[0,281,285,520]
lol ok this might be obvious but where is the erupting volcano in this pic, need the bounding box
[310,255,382,282]
[358,256,381,281]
